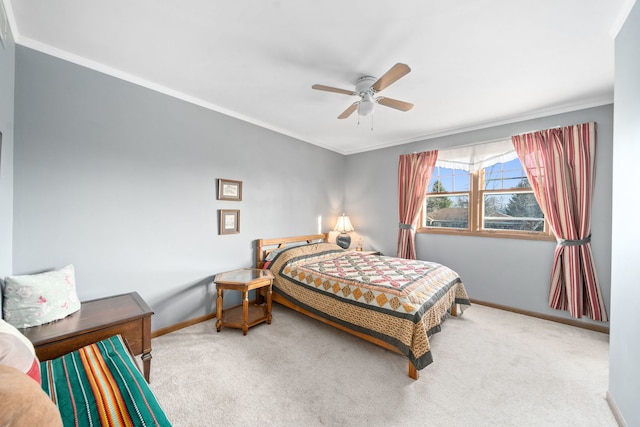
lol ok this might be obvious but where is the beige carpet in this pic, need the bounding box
[148,304,614,427]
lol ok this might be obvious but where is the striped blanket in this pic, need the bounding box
[41,335,171,427]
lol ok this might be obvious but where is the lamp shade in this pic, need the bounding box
[357,100,375,117]
[334,214,354,233]
[358,93,376,117]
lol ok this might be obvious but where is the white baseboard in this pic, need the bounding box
[606,391,627,427]
[470,299,609,334]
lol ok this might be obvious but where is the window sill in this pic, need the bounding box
[416,227,556,242]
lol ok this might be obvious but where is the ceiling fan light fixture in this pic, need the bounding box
[357,99,375,116]
[358,92,376,116]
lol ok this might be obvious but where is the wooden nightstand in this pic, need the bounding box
[215,268,273,335]
[355,250,382,256]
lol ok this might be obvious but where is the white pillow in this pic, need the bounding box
[0,319,41,383]
[2,265,81,328]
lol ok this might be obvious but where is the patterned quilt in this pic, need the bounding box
[40,335,171,427]
[268,243,470,370]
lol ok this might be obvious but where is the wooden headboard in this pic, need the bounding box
[256,233,329,268]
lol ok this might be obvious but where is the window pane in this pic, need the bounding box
[424,195,469,229]
[429,167,470,192]
[483,192,544,231]
[483,158,529,190]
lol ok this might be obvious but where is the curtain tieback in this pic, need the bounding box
[557,234,591,247]
[399,223,415,230]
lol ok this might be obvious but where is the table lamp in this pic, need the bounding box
[334,213,354,249]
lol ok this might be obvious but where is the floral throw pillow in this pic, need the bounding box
[2,265,81,328]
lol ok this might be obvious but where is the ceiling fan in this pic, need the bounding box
[312,63,414,120]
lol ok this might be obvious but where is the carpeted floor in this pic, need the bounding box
[148,304,614,427]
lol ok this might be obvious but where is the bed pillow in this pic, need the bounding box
[264,242,324,263]
[0,319,41,384]
[264,245,303,269]
[265,247,288,262]
[2,265,81,329]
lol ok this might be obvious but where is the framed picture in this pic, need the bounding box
[218,179,242,201]
[219,209,240,234]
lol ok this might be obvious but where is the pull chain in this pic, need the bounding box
[355,113,374,131]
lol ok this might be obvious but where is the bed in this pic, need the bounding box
[256,234,470,380]
[40,334,171,426]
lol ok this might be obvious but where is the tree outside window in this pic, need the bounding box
[420,158,551,240]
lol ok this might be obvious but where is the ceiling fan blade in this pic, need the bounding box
[377,97,414,111]
[371,63,411,92]
[338,102,359,119]
[312,84,356,96]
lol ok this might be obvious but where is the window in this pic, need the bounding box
[482,159,545,233]
[419,142,552,240]
[423,167,470,230]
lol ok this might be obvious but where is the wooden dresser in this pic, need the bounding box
[19,292,154,382]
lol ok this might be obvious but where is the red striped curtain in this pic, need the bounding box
[512,122,607,321]
[397,151,438,259]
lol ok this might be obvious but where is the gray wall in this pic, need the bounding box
[345,104,613,328]
[609,2,640,425]
[12,46,345,330]
[0,21,15,281]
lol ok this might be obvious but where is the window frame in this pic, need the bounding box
[417,164,555,241]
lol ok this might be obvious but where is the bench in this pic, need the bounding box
[19,292,154,382]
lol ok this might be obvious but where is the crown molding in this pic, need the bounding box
[610,0,637,38]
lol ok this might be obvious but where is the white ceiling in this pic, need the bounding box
[3,0,633,154]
